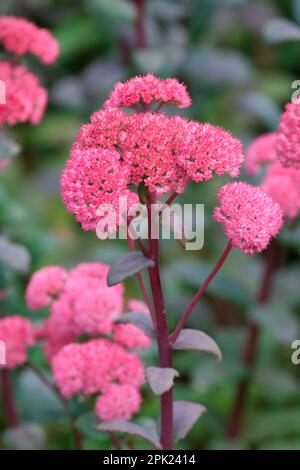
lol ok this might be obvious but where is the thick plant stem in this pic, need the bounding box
[226,242,280,440]
[1,369,20,427]
[171,241,233,344]
[147,195,173,450]
[127,232,155,324]
[133,0,146,49]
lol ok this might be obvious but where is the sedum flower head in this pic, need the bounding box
[276,101,300,169]
[26,263,151,360]
[61,76,244,231]
[95,384,141,421]
[245,132,277,175]
[25,265,67,310]
[0,61,48,126]
[104,73,192,110]
[0,316,35,369]
[52,338,144,421]
[214,182,283,254]
[261,162,300,219]
[0,16,59,64]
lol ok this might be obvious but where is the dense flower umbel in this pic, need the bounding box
[104,74,192,110]
[0,16,59,64]
[61,76,244,230]
[214,182,283,254]
[52,339,144,420]
[0,316,35,369]
[26,262,149,421]
[276,101,300,169]
[261,162,300,219]
[25,265,67,310]
[61,146,137,231]
[26,262,151,360]
[0,61,48,126]
[244,132,277,175]
[95,384,142,421]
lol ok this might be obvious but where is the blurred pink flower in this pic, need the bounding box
[113,323,151,349]
[0,316,35,369]
[244,132,277,175]
[25,265,67,310]
[95,384,141,421]
[276,101,300,169]
[0,61,48,126]
[261,162,300,219]
[52,338,145,403]
[0,16,59,64]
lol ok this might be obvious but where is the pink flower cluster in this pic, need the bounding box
[0,315,35,369]
[0,16,59,127]
[95,384,141,421]
[0,16,59,64]
[105,74,192,110]
[26,262,151,421]
[261,162,300,220]
[52,339,144,396]
[0,62,48,126]
[61,76,244,231]
[276,101,300,169]
[244,131,300,220]
[25,265,67,310]
[214,182,283,254]
[245,132,277,175]
[52,339,144,421]
[26,262,151,357]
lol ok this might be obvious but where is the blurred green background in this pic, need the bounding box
[1,0,300,450]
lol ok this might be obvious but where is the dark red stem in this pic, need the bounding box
[165,192,178,206]
[133,0,146,49]
[127,231,156,324]
[1,369,20,427]
[226,242,280,440]
[147,194,173,450]
[171,241,233,344]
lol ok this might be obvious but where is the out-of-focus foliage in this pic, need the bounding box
[1,0,300,450]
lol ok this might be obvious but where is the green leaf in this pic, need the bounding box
[98,420,162,449]
[172,329,222,362]
[117,312,155,337]
[167,260,252,308]
[107,252,155,286]
[173,401,206,442]
[89,0,135,22]
[248,305,299,345]
[246,408,300,442]
[146,367,179,396]
[16,370,67,423]
[76,412,101,439]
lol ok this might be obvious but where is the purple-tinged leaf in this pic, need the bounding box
[97,420,162,449]
[173,401,206,441]
[146,367,179,395]
[172,329,222,362]
[0,134,20,160]
[107,252,155,286]
[117,312,155,338]
[263,19,300,43]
